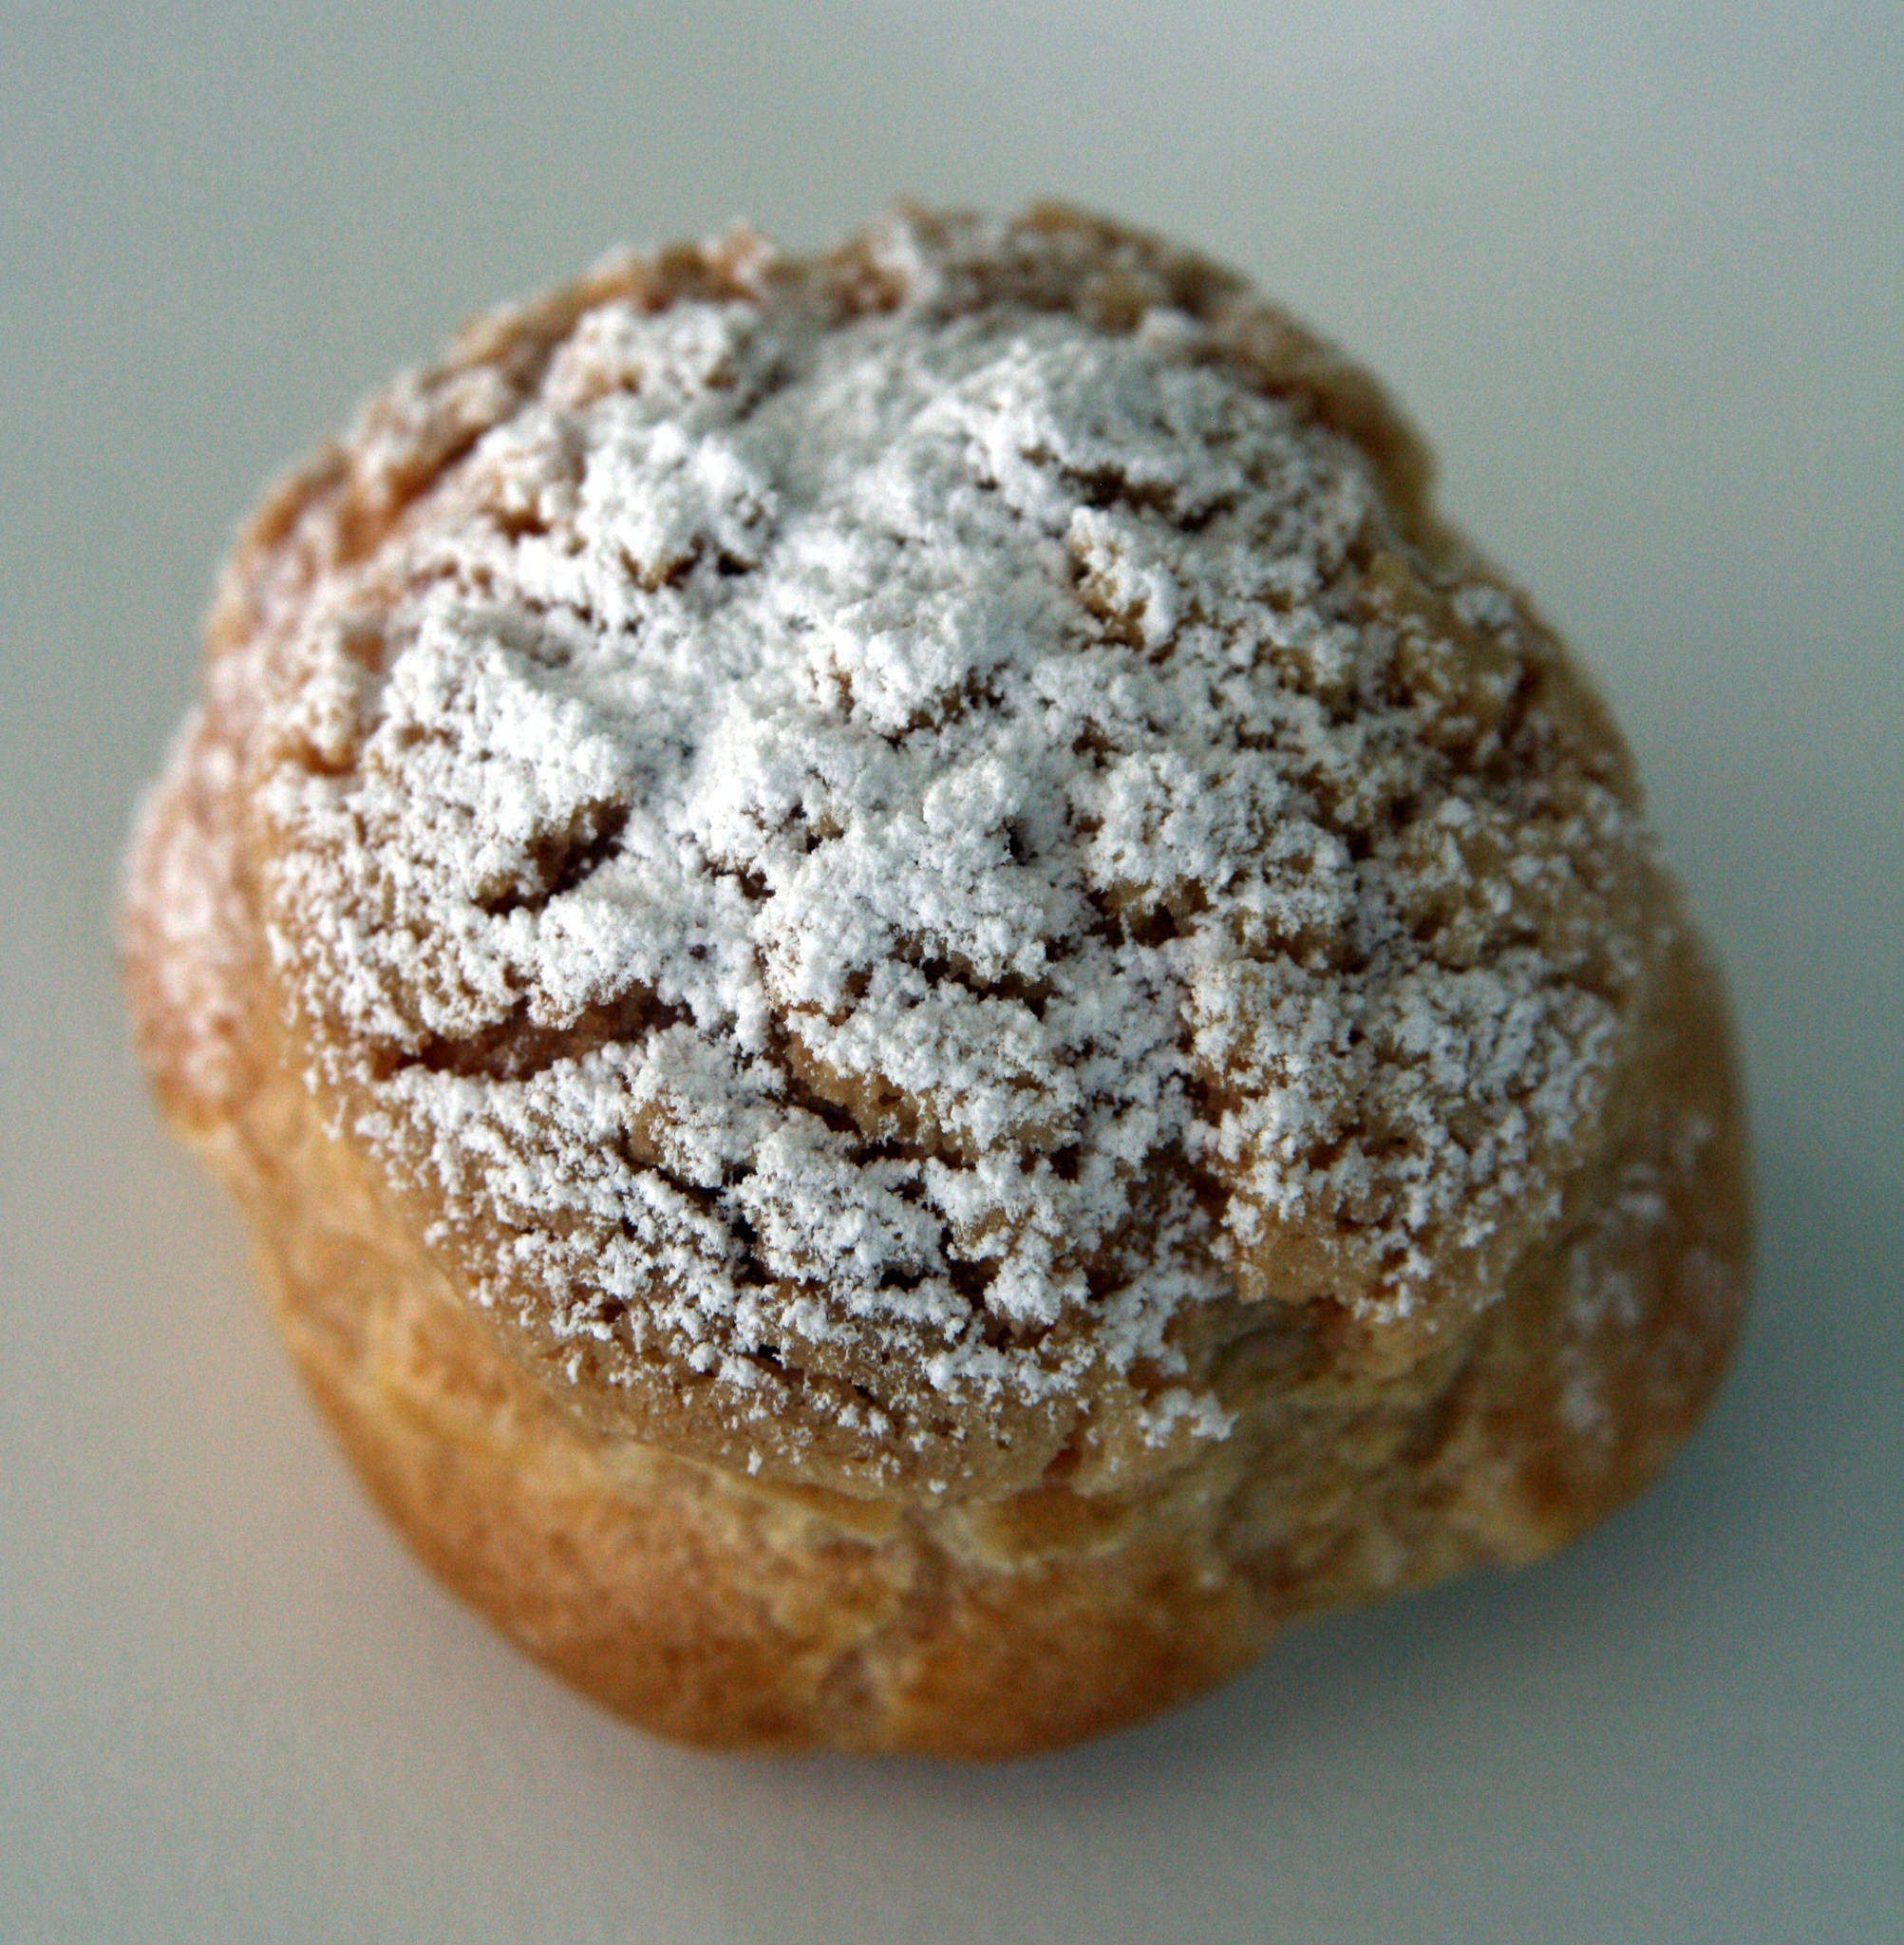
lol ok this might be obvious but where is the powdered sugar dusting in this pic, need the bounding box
[198,211,1658,1483]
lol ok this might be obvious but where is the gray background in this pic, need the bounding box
[3,3,1898,1938]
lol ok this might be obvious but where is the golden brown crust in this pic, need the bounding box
[126,924,1745,1756]
[123,204,1750,1757]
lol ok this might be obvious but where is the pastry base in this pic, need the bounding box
[170,938,1746,1758]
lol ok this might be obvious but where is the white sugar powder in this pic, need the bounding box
[168,214,1650,1456]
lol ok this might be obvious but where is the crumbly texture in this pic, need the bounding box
[123,205,1749,1755]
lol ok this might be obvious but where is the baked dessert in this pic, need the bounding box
[122,204,1749,1758]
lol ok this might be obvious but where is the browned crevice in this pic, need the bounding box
[770,1026,988,1177]
[974,1311,1031,1351]
[951,1263,1070,1357]
[619,536,764,595]
[1075,587,1149,652]
[1118,899,1186,949]
[948,1258,1000,1307]
[478,803,630,916]
[720,1207,774,1290]
[386,983,686,1084]
[895,665,1005,739]
[891,943,1054,1017]
[490,502,553,542]
[1079,878,1209,953]
[765,1041,870,1142]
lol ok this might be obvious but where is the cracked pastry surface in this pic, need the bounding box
[123,204,1748,1755]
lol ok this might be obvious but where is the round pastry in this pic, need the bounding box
[122,204,1749,1758]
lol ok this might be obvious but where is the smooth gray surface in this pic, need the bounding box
[3,5,1898,1939]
